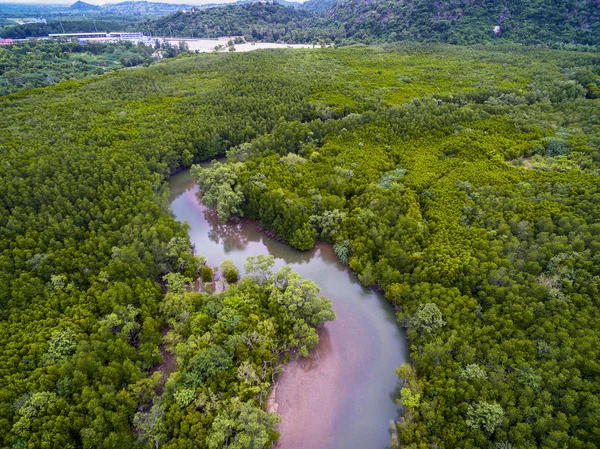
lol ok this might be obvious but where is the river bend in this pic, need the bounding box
[169,169,408,449]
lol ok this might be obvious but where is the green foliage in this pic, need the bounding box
[223,261,240,284]
[163,272,192,293]
[12,392,59,439]
[201,265,214,283]
[377,167,407,189]
[543,136,570,156]
[157,263,334,447]
[408,303,446,336]
[225,269,239,283]
[43,329,76,365]
[399,387,421,409]
[459,364,487,381]
[0,39,156,95]
[333,239,350,263]
[206,400,280,449]
[494,442,517,449]
[143,0,600,48]
[244,255,275,285]
[267,269,336,356]
[133,402,167,447]
[0,42,598,449]
[192,162,245,222]
[145,3,316,42]
[324,0,600,47]
[309,209,346,242]
[192,45,600,449]
[183,345,234,388]
[466,401,505,433]
[173,388,196,408]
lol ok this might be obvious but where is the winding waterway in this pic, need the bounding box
[169,168,409,449]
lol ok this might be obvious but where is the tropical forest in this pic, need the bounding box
[0,0,599,449]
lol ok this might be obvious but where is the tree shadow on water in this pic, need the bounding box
[202,207,250,252]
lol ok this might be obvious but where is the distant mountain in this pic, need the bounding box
[206,0,303,8]
[70,1,101,11]
[101,1,194,14]
[97,0,303,16]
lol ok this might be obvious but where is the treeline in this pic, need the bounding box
[0,40,158,95]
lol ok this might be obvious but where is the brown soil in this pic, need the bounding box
[267,325,350,449]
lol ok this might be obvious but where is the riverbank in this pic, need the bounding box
[169,168,408,449]
[267,326,343,449]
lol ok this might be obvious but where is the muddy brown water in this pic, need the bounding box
[169,168,408,449]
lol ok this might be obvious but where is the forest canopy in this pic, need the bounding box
[0,44,599,448]
[0,39,161,95]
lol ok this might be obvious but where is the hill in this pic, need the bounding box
[323,0,600,46]
[146,2,316,40]
[70,1,101,11]
[146,0,599,46]
[6,0,599,46]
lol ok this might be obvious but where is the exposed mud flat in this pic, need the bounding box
[268,327,342,449]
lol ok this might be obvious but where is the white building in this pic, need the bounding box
[48,32,145,42]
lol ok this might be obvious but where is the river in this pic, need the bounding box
[169,168,408,449]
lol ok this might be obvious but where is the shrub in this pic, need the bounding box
[201,265,214,282]
[225,268,239,284]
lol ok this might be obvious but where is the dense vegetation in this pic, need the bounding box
[323,0,600,46]
[0,39,159,95]
[138,257,335,449]
[145,3,315,41]
[100,1,200,15]
[194,45,600,448]
[300,0,338,13]
[0,20,139,39]
[0,1,193,39]
[0,48,335,449]
[1,43,599,448]
[146,0,600,47]
[3,0,598,46]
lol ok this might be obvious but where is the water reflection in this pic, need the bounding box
[168,168,408,449]
[203,207,251,252]
[168,170,196,202]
